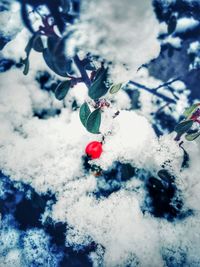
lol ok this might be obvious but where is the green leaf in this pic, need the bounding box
[33,35,44,52]
[158,169,174,182]
[185,131,200,141]
[168,15,177,34]
[174,120,193,135]
[79,102,91,127]
[86,108,101,134]
[43,47,72,77]
[22,35,35,75]
[47,36,60,54]
[45,36,73,77]
[89,68,109,100]
[25,35,35,55]
[109,83,122,94]
[43,48,54,70]
[43,48,66,77]
[183,103,200,118]
[22,34,43,75]
[55,80,71,100]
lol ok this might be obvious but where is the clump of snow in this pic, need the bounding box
[0,2,22,41]
[0,216,63,267]
[171,80,186,92]
[162,36,182,48]
[22,229,63,266]
[188,41,200,70]
[177,140,200,212]
[159,22,168,35]
[175,17,199,33]
[188,41,200,54]
[67,0,160,83]
[96,110,158,170]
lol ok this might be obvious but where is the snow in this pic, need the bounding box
[188,41,200,70]
[66,0,160,83]
[95,110,158,170]
[175,17,199,33]
[0,216,63,267]
[0,2,22,41]
[159,22,168,35]
[60,191,164,267]
[162,36,182,48]
[0,62,194,266]
[188,41,200,54]
[1,2,200,267]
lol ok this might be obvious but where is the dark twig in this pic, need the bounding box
[73,55,91,88]
[129,80,176,104]
[156,103,170,114]
[153,77,180,91]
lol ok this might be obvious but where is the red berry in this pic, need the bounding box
[85,141,103,159]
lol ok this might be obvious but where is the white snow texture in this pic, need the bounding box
[1,1,200,267]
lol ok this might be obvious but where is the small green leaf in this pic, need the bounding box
[185,131,200,141]
[89,68,109,100]
[174,120,193,135]
[79,102,91,127]
[109,83,122,94]
[158,169,174,182]
[183,103,200,118]
[55,80,71,100]
[22,58,29,75]
[86,108,101,134]
[22,35,35,75]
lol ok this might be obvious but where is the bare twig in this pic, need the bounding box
[73,55,91,88]
[153,77,180,91]
[129,80,176,104]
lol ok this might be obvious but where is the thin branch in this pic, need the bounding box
[73,55,91,88]
[153,77,180,91]
[156,103,170,114]
[129,80,176,104]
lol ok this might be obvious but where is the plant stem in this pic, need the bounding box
[129,80,176,104]
[73,55,91,88]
